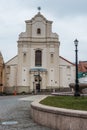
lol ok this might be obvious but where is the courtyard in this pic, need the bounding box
[0,95,54,130]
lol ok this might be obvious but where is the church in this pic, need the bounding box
[4,11,75,94]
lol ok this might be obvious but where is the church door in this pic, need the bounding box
[36,83,40,92]
[35,74,42,92]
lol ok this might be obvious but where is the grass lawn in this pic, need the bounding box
[40,96,87,111]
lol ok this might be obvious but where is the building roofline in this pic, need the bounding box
[79,61,87,63]
[5,55,18,64]
[59,56,75,66]
[25,12,53,24]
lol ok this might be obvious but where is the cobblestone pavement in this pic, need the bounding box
[0,95,55,130]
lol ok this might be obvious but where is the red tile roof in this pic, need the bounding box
[59,56,75,65]
[78,61,87,72]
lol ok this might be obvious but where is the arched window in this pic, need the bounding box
[35,50,42,66]
[37,28,41,34]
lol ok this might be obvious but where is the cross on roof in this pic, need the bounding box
[37,7,41,12]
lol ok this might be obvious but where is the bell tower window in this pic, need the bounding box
[37,28,41,34]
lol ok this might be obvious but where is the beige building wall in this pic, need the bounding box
[59,56,75,88]
[16,12,60,93]
[5,56,18,93]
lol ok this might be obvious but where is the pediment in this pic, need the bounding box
[25,12,52,24]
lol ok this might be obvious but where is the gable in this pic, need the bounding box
[18,12,59,41]
[59,56,75,66]
[24,12,53,38]
[5,55,18,66]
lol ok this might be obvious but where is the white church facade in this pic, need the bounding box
[4,12,75,94]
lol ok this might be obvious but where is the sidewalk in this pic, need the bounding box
[19,95,48,101]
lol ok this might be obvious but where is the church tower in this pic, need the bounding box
[17,11,60,93]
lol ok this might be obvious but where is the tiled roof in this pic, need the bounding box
[78,61,87,72]
[59,56,75,65]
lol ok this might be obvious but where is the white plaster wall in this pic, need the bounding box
[49,68,54,87]
[59,67,63,87]
[17,45,23,86]
[59,57,75,88]
[59,65,75,88]
[9,66,17,87]
[30,48,35,68]
[32,21,46,37]
[6,56,18,65]
[41,73,47,89]
[42,48,47,68]
[22,67,28,86]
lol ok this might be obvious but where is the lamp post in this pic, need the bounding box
[74,39,80,96]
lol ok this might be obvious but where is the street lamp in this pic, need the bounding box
[74,39,80,96]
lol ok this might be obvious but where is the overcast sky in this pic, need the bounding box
[0,0,87,63]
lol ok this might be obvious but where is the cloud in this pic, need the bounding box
[41,0,87,16]
[51,15,87,61]
[0,0,87,62]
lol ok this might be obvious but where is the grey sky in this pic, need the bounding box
[0,0,87,62]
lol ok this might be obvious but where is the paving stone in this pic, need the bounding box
[0,95,55,130]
